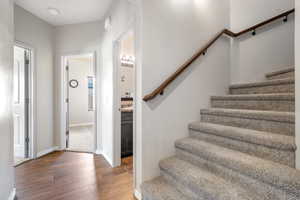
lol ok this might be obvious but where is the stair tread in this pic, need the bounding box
[142,176,189,200]
[175,138,300,195]
[189,122,296,150]
[229,78,294,89]
[160,156,260,200]
[211,93,294,101]
[266,67,294,78]
[201,108,294,123]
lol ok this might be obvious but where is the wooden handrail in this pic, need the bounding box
[143,9,295,102]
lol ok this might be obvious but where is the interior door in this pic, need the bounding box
[13,46,27,159]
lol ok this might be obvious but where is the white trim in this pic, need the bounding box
[14,158,32,167]
[134,189,142,200]
[102,152,113,167]
[95,149,113,167]
[112,40,122,167]
[112,24,137,168]
[95,149,102,155]
[112,24,136,167]
[60,51,98,152]
[111,1,140,193]
[69,122,94,128]
[8,188,16,200]
[37,146,59,158]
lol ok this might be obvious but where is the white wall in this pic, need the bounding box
[138,0,230,192]
[100,0,135,165]
[0,0,14,199]
[295,0,300,169]
[69,58,94,126]
[230,0,295,83]
[54,21,104,150]
[14,5,55,154]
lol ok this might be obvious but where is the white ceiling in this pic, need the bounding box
[14,0,113,26]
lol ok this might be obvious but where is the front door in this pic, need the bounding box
[13,46,29,159]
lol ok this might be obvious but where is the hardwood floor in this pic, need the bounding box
[15,151,136,200]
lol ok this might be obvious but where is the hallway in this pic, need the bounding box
[15,152,135,200]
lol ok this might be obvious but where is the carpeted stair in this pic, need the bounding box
[141,67,299,200]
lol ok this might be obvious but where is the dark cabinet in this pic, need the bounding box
[121,112,133,158]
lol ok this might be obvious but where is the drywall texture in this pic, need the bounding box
[295,1,300,169]
[14,5,55,154]
[230,0,295,84]
[54,20,104,150]
[69,58,94,126]
[100,0,135,165]
[139,0,230,191]
[0,0,14,199]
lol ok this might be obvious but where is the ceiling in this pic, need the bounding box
[14,0,114,26]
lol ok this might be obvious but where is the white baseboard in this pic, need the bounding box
[95,149,102,155]
[37,146,59,158]
[95,149,113,167]
[8,188,16,200]
[69,122,94,128]
[134,189,142,200]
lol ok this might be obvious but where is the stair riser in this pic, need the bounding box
[142,190,178,200]
[211,99,294,112]
[142,185,187,200]
[141,191,156,200]
[160,167,217,200]
[230,84,294,95]
[189,130,295,167]
[201,114,294,136]
[267,71,294,80]
[141,177,190,200]
[176,149,299,200]
[160,171,203,200]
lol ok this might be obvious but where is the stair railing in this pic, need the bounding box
[143,9,295,102]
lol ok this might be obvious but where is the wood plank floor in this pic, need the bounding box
[15,151,136,200]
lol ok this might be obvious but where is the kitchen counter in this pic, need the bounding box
[121,107,133,112]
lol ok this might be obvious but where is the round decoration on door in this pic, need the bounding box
[69,79,79,88]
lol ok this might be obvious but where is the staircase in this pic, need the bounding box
[141,67,299,200]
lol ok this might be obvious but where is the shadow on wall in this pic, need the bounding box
[145,36,230,110]
[236,15,295,42]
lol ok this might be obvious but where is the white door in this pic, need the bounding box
[13,46,27,159]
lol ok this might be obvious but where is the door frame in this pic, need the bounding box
[14,41,37,159]
[60,51,98,152]
[112,25,136,167]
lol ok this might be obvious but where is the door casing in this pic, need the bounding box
[112,26,136,167]
[60,52,98,152]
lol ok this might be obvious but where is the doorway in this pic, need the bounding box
[62,53,96,153]
[120,31,135,159]
[13,44,34,165]
[113,29,136,168]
